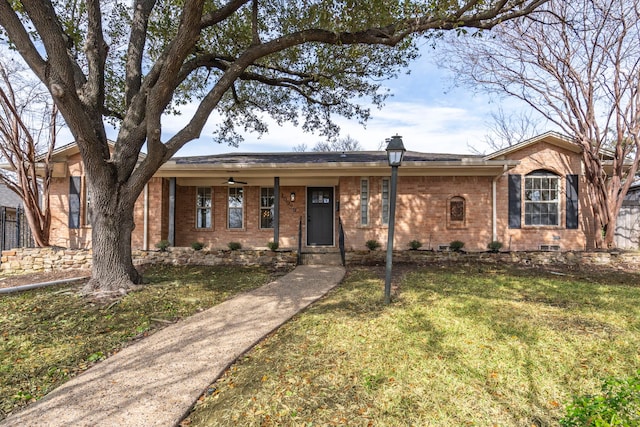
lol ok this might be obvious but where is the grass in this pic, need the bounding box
[184,264,640,426]
[0,264,281,420]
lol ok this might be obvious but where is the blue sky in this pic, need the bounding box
[154,52,526,157]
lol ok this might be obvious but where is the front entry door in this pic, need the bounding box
[307,187,334,246]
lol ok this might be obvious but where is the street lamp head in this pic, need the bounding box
[385,134,406,167]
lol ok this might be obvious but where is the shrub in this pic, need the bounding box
[267,241,279,251]
[191,242,204,251]
[155,240,170,252]
[228,242,242,251]
[560,371,640,427]
[408,240,422,250]
[365,240,381,251]
[487,241,503,253]
[449,240,465,252]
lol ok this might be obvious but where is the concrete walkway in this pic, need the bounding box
[1,265,345,427]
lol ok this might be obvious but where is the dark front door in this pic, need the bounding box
[307,187,334,246]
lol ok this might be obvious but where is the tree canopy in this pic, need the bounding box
[0,0,547,293]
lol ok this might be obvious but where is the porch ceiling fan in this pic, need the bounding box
[224,177,248,185]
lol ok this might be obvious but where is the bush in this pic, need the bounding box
[191,242,204,251]
[560,371,640,427]
[267,241,279,251]
[408,240,422,250]
[155,240,170,252]
[228,242,242,251]
[487,241,503,253]
[449,240,465,252]
[365,240,381,251]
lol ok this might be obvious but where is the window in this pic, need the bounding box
[524,172,560,226]
[260,187,274,229]
[228,187,243,229]
[196,187,212,229]
[84,182,92,226]
[382,178,390,225]
[360,179,369,225]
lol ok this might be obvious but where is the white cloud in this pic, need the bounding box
[170,100,494,157]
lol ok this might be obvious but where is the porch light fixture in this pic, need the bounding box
[384,135,405,305]
[290,192,296,202]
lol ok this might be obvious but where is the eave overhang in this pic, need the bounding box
[155,158,519,181]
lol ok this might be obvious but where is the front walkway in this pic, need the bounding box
[0,265,345,427]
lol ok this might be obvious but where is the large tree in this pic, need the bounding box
[0,56,57,247]
[440,0,640,248]
[0,0,546,295]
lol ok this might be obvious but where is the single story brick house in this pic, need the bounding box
[41,131,596,253]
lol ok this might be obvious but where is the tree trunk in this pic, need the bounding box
[82,192,142,297]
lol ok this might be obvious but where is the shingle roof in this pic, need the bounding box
[173,151,480,165]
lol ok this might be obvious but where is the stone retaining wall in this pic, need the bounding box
[347,249,640,270]
[0,247,297,274]
[2,247,640,275]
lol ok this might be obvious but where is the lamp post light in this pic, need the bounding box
[384,135,406,305]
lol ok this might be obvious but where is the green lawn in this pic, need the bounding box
[184,265,640,426]
[0,265,279,420]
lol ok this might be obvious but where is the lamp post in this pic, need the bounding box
[384,135,406,305]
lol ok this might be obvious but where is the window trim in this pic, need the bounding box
[447,195,467,229]
[381,178,390,225]
[195,187,212,229]
[360,178,369,226]
[260,187,275,229]
[524,171,561,227]
[228,187,244,229]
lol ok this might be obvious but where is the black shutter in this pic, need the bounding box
[566,174,579,229]
[69,176,81,229]
[508,174,522,229]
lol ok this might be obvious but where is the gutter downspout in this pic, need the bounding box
[143,183,149,250]
[492,165,508,242]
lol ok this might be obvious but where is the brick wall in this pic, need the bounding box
[172,184,306,250]
[339,175,494,252]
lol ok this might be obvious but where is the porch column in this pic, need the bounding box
[168,177,176,246]
[274,177,280,244]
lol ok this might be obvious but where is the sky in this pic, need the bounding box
[101,49,534,158]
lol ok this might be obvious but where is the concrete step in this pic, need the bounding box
[300,252,343,266]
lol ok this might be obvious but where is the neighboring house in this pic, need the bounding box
[615,182,640,249]
[0,182,25,250]
[43,131,595,253]
[0,182,22,211]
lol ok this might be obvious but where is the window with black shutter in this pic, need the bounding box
[508,174,522,229]
[566,174,579,229]
[69,176,81,229]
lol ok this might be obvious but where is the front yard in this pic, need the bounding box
[183,264,640,426]
[1,262,639,425]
